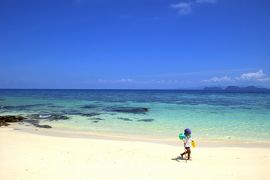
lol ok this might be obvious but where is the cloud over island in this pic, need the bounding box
[202,69,270,83]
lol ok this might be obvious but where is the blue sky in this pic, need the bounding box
[0,0,270,89]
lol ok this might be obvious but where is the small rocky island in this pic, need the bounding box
[203,86,270,92]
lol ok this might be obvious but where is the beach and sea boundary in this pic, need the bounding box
[1,89,270,179]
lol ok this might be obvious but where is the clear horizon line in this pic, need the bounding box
[0,86,269,91]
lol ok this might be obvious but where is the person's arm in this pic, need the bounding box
[183,139,187,146]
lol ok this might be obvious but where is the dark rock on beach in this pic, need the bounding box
[0,115,25,122]
[0,115,25,127]
[105,107,149,114]
[0,121,9,126]
[137,119,154,122]
[34,124,52,128]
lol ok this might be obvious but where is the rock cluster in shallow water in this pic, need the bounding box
[27,114,69,121]
[0,115,52,128]
[23,119,52,128]
[105,107,149,114]
[137,119,154,122]
[0,104,52,111]
[0,115,25,126]
[117,117,133,121]
[80,105,99,109]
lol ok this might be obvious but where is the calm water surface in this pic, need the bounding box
[1,89,270,142]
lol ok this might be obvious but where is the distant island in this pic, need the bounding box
[203,86,270,92]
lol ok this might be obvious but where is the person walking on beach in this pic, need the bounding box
[181,128,192,160]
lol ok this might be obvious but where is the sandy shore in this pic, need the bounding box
[1,126,270,180]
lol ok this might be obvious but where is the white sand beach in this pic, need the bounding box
[1,126,270,180]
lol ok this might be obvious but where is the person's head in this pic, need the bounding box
[184,128,191,136]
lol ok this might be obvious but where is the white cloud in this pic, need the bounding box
[202,69,270,84]
[170,3,192,15]
[202,76,232,83]
[171,0,217,15]
[236,69,266,81]
[257,77,270,82]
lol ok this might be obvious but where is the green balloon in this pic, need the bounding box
[179,133,186,140]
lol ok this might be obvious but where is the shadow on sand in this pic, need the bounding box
[171,155,190,163]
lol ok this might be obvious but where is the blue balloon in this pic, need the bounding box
[179,133,186,140]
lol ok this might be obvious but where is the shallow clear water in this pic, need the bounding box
[1,89,270,142]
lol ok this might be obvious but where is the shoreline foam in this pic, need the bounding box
[5,123,270,148]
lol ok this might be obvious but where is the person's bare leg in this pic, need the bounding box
[181,151,186,159]
[186,147,191,160]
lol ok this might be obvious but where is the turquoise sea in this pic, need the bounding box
[1,89,270,142]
